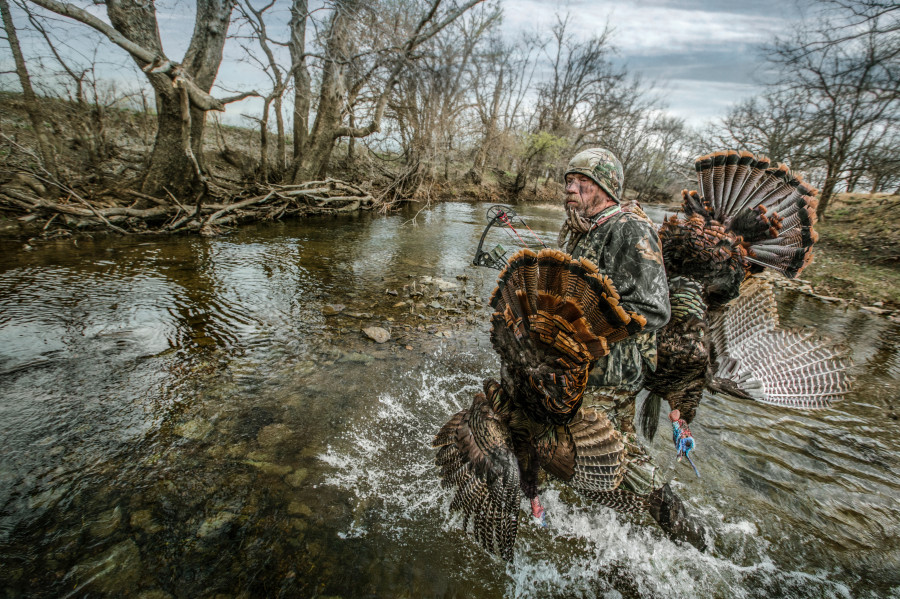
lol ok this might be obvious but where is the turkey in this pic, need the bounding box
[432,247,693,560]
[639,150,855,446]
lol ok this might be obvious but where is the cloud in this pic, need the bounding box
[501,0,803,123]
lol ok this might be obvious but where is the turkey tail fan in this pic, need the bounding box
[433,387,521,561]
[709,278,855,409]
[690,150,818,280]
[542,406,627,493]
[489,248,647,424]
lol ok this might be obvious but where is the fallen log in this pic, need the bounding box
[0,172,375,237]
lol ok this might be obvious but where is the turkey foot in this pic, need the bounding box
[530,497,547,527]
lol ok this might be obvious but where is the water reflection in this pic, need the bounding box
[0,203,898,598]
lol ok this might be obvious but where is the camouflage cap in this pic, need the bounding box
[564,148,624,203]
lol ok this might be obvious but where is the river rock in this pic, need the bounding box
[346,312,373,319]
[420,276,458,291]
[285,468,309,487]
[392,301,406,308]
[363,327,390,343]
[197,511,237,538]
[287,500,313,517]
[385,289,398,296]
[174,418,213,440]
[130,509,162,534]
[90,506,122,539]
[242,460,293,476]
[322,304,345,316]
[257,423,292,448]
[288,518,308,533]
[67,539,142,594]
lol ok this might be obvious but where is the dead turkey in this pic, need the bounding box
[639,150,855,443]
[432,248,677,560]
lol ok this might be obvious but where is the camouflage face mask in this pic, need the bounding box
[564,148,624,203]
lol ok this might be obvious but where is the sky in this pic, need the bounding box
[500,0,808,125]
[2,0,811,128]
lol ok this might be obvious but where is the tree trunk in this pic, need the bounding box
[1,0,59,180]
[817,173,839,221]
[274,95,286,173]
[104,0,234,198]
[141,82,194,197]
[260,98,271,182]
[347,111,356,160]
[289,0,310,164]
[293,0,357,181]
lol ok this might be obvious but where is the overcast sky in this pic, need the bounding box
[501,0,808,125]
[3,0,811,128]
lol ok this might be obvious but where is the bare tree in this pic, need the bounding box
[470,34,538,181]
[1,0,58,179]
[715,90,821,171]
[288,0,484,183]
[233,0,293,182]
[768,3,899,217]
[26,0,257,199]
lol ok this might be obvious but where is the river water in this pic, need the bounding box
[0,202,898,598]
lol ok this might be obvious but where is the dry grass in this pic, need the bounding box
[801,193,900,308]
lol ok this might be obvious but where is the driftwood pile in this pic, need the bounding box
[0,175,375,237]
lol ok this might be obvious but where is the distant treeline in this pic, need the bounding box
[1,0,898,219]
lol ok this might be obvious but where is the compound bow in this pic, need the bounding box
[472,205,549,270]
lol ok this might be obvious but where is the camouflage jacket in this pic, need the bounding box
[566,205,671,389]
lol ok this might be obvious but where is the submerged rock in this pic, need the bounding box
[242,460,292,476]
[322,304,345,316]
[174,418,213,440]
[67,539,142,594]
[196,511,238,538]
[257,423,293,448]
[362,327,390,343]
[287,500,313,517]
[130,509,162,534]
[337,351,374,364]
[90,506,122,539]
[285,468,309,487]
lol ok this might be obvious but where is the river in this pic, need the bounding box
[0,202,898,598]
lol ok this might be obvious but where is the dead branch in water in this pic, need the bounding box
[0,169,375,237]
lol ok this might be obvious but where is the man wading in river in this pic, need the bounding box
[558,148,705,546]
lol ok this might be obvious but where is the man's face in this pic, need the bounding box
[564,173,611,218]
